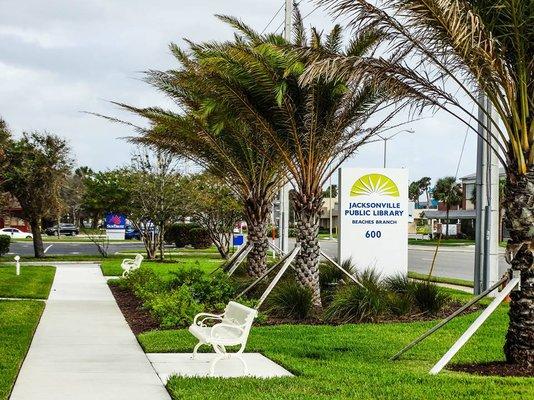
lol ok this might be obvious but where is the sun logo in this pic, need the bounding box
[350,173,400,197]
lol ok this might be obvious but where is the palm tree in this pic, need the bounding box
[316,0,533,365]
[174,10,403,307]
[111,99,283,278]
[432,177,463,238]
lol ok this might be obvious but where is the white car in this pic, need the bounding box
[0,228,33,239]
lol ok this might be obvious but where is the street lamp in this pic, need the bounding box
[376,129,414,168]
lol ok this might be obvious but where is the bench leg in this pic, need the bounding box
[209,354,226,376]
[191,342,204,359]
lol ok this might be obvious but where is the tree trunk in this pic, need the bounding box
[244,197,270,277]
[503,168,534,366]
[292,191,322,308]
[445,206,450,238]
[30,217,45,258]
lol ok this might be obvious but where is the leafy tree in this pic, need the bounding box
[318,0,533,364]
[409,177,432,208]
[127,149,189,260]
[408,181,422,206]
[432,177,463,238]
[185,173,243,259]
[81,169,131,227]
[0,132,72,257]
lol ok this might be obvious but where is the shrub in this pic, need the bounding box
[0,235,10,256]
[319,262,344,291]
[169,268,235,309]
[412,282,450,314]
[326,269,449,321]
[325,284,387,323]
[189,227,212,249]
[145,286,204,328]
[120,268,165,300]
[165,223,201,248]
[266,281,313,320]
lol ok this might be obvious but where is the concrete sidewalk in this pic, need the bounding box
[10,264,170,400]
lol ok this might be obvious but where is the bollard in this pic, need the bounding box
[14,255,20,276]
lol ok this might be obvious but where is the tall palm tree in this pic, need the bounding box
[316,0,533,365]
[175,10,404,307]
[432,176,463,238]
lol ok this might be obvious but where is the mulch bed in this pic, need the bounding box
[108,283,159,334]
[449,361,534,377]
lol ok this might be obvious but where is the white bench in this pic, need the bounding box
[189,301,258,375]
[121,254,144,277]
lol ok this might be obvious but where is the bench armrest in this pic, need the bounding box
[193,313,223,326]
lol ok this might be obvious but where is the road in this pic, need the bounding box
[9,239,509,283]
[315,239,508,282]
[9,241,145,256]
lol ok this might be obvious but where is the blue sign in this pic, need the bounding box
[105,213,126,230]
[233,234,244,246]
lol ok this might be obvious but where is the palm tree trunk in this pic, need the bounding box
[29,217,45,258]
[503,168,534,366]
[244,196,270,277]
[445,206,450,238]
[292,191,322,308]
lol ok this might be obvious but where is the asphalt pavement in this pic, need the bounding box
[8,238,509,283]
[9,241,145,256]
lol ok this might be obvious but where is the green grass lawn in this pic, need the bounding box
[100,254,225,277]
[408,238,476,246]
[408,271,474,288]
[0,265,56,299]
[0,300,45,399]
[138,304,531,400]
[0,254,125,263]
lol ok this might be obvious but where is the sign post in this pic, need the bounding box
[105,213,126,240]
[338,168,408,277]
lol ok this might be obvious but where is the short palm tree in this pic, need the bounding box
[432,177,463,238]
[113,86,283,277]
[178,10,403,306]
[317,0,533,365]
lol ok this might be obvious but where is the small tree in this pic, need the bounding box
[127,149,189,260]
[433,177,462,238]
[81,169,130,228]
[186,173,243,259]
[0,132,72,257]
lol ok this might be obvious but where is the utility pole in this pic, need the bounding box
[474,92,500,295]
[277,0,293,253]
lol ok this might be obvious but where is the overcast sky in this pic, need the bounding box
[0,0,478,184]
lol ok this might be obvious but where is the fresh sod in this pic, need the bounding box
[0,265,56,299]
[100,255,225,277]
[138,305,531,400]
[0,300,44,399]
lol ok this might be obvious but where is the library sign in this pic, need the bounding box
[338,168,408,277]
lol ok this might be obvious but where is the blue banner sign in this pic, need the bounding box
[105,213,126,230]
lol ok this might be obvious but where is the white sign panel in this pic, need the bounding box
[338,168,408,277]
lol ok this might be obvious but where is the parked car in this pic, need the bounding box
[124,226,141,240]
[45,223,79,236]
[0,227,33,239]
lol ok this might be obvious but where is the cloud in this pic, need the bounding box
[0,0,478,182]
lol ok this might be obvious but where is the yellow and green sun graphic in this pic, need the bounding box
[350,173,400,197]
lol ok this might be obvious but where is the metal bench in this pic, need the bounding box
[121,254,144,277]
[189,301,257,375]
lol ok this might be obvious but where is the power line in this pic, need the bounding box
[261,3,285,34]
[273,0,319,35]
